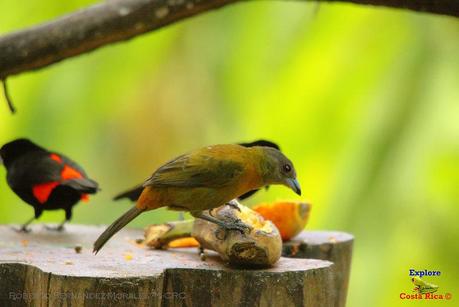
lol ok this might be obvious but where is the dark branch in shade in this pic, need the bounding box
[0,0,458,79]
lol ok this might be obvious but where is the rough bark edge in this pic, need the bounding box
[0,261,335,306]
[0,262,164,306]
[283,231,354,307]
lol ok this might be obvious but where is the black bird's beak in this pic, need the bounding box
[286,178,301,196]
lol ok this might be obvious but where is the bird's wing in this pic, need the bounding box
[143,153,244,188]
[62,177,99,193]
[8,152,98,192]
[58,154,99,193]
[238,139,280,150]
[59,154,88,176]
[113,185,144,201]
[237,189,258,200]
[7,152,61,188]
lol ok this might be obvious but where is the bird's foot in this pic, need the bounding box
[226,200,241,212]
[12,225,31,233]
[45,224,65,232]
[215,218,252,240]
[208,209,217,217]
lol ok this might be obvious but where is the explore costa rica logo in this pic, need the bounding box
[399,269,452,300]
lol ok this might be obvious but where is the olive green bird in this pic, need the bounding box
[412,276,438,294]
[94,144,301,253]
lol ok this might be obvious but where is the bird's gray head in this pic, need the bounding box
[257,147,301,195]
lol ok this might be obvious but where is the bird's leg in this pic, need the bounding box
[225,199,241,212]
[56,220,66,231]
[198,246,206,261]
[12,216,35,233]
[191,211,251,239]
[46,209,70,232]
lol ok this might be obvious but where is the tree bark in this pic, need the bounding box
[0,0,458,79]
[0,224,352,306]
[283,231,354,307]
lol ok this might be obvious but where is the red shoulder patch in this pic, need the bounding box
[32,159,88,204]
[50,153,63,164]
[61,165,83,180]
[32,181,60,204]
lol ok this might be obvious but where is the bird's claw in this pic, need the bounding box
[229,219,252,234]
[45,224,65,232]
[12,226,31,233]
[208,209,216,217]
[226,201,241,212]
[214,219,252,240]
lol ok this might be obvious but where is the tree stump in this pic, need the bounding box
[283,231,354,307]
[0,225,352,306]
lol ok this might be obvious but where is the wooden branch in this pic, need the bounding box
[0,225,341,306]
[1,79,16,113]
[0,0,458,79]
[0,0,233,79]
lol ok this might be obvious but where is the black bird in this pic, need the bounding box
[0,138,99,232]
[113,139,280,203]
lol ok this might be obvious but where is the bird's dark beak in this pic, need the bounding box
[286,178,301,196]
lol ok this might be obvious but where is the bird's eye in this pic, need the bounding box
[283,164,292,173]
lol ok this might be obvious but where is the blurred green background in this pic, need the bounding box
[1,1,458,306]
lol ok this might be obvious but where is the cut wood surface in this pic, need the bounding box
[0,224,352,306]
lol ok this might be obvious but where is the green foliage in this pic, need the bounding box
[1,1,458,306]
